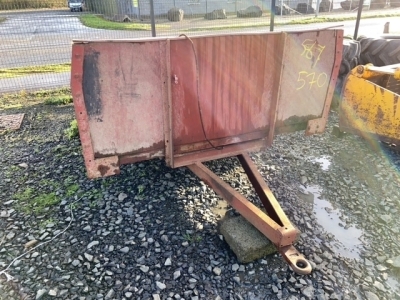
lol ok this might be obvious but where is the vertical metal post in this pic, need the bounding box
[353,0,363,40]
[280,0,283,17]
[149,0,156,37]
[270,0,276,32]
[315,0,320,17]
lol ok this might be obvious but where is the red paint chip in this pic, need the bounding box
[0,113,25,130]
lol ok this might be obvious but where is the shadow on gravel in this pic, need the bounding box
[0,102,288,299]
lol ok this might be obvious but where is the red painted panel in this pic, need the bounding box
[80,41,167,158]
[170,34,282,150]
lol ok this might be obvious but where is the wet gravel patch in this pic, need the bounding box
[1,102,400,300]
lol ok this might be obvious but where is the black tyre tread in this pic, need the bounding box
[339,40,360,75]
[359,37,400,66]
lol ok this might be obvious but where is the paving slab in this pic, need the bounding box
[219,215,277,263]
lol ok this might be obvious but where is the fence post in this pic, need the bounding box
[315,0,320,17]
[353,0,363,40]
[149,0,156,37]
[270,0,276,32]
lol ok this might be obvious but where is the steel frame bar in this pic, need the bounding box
[187,154,312,275]
[306,30,343,136]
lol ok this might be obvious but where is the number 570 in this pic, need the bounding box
[296,71,328,90]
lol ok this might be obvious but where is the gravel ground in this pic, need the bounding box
[1,99,400,300]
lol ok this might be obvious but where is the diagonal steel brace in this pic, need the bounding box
[187,153,312,275]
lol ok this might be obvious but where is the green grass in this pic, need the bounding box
[14,188,60,215]
[80,14,170,31]
[66,184,80,197]
[183,233,202,243]
[0,63,70,79]
[286,12,400,25]
[0,87,71,110]
[185,11,400,31]
[0,0,65,10]
[44,95,73,106]
[65,119,79,139]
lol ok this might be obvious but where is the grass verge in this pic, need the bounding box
[287,12,400,25]
[184,11,400,31]
[0,63,71,79]
[0,87,71,110]
[80,14,170,31]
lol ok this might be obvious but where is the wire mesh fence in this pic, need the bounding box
[0,0,399,93]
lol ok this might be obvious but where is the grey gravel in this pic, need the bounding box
[35,289,47,300]
[156,281,166,290]
[1,106,400,300]
[87,241,99,249]
[213,267,222,276]
[173,270,181,280]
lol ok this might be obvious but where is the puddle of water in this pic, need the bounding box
[313,156,332,171]
[299,185,363,259]
[386,275,400,295]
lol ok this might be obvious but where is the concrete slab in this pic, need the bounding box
[219,215,277,263]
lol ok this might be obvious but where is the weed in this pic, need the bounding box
[69,202,82,210]
[14,188,60,215]
[89,201,98,208]
[183,233,202,243]
[39,179,58,189]
[19,90,27,98]
[39,218,56,229]
[44,95,73,106]
[65,119,79,140]
[66,184,79,197]
[138,185,145,194]
[15,187,34,202]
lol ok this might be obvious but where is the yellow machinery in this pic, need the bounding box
[339,64,400,147]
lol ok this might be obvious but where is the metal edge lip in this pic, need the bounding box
[72,28,342,44]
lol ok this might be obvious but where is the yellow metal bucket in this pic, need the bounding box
[339,64,400,147]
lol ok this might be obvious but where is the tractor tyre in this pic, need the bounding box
[359,37,400,66]
[339,39,360,76]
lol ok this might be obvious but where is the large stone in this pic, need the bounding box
[204,9,227,20]
[219,215,276,263]
[237,6,262,18]
[112,15,132,22]
[168,8,184,22]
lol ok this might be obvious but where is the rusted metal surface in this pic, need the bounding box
[0,113,24,130]
[187,155,312,275]
[170,34,284,166]
[72,30,342,274]
[72,41,167,176]
[339,64,400,147]
[275,30,343,134]
[72,30,342,175]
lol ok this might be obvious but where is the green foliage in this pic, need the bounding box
[0,87,71,110]
[0,0,65,10]
[44,95,73,106]
[0,64,70,79]
[14,188,60,215]
[65,119,79,140]
[66,184,79,197]
[80,14,170,31]
[183,233,202,243]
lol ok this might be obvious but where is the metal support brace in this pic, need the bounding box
[187,153,312,275]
